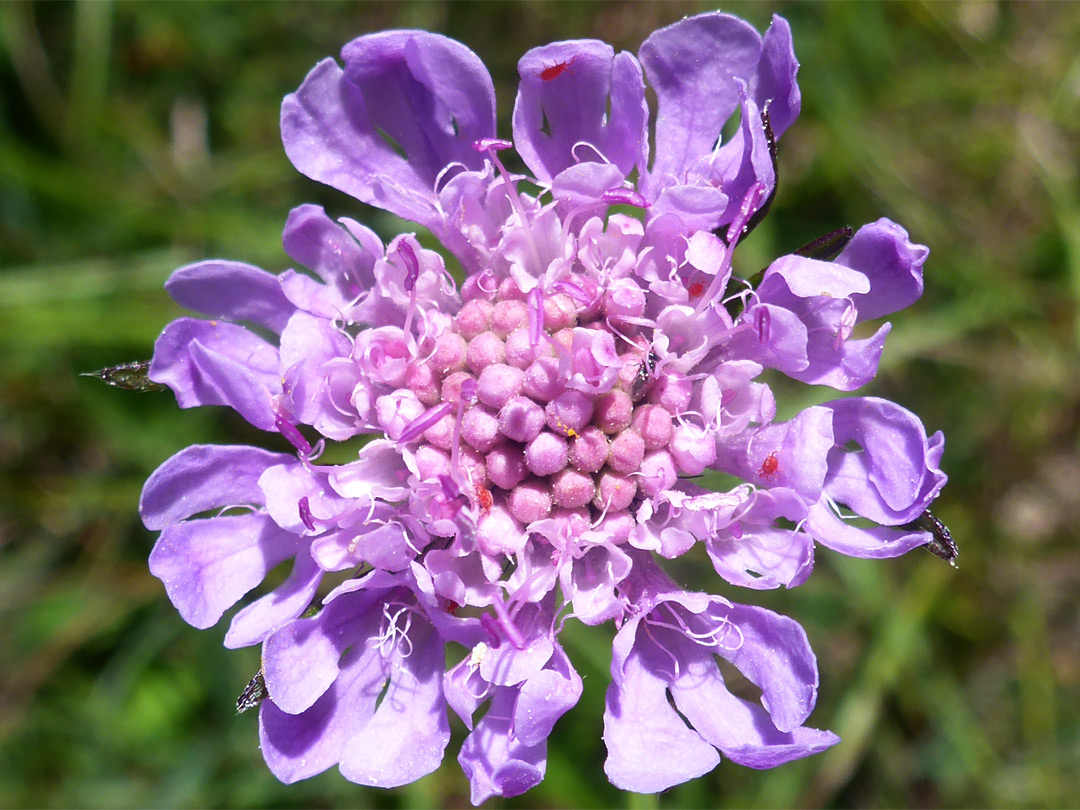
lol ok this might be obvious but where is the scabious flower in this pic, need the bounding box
[140,11,948,802]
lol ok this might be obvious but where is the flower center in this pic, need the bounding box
[403,274,681,529]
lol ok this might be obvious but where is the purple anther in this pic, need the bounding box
[552,279,591,305]
[754,306,771,344]
[473,137,513,153]
[836,300,858,349]
[490,595,527,650]
[398,401,454,444]
[479,612,503,646]
[298,496,316,532]
[601,188,649,208]
[398,239,420,292]
[460,377,478,403]
[727,181,769,245]
[437,474,464,515]
[274,411,314,457]
[528,287,544,347]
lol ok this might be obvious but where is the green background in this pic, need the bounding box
[2,1,1078,807]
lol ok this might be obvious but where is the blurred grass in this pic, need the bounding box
[1,1,1078,807]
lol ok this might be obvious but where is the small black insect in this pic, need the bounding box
[793,225,855,262]
[82,360,166,392]
[631,349,659,402]
[236,670,268,714]
[902,508,958,567]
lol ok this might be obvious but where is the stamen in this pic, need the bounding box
[374,603,416,659]
[274,409,314,457]
[397,401,454,444]
[551,279,591,305]
[450,380,478,486]
[397,240,421,342]
[473,138,513,153]
[570,140,612,165]
[477,142,546,278]
[298,496,316,532]
[642,621,682,679]
[754,307,771,343]
[726,181,769,246]
[489,593,526,650]
[601,188,649,208]
[528,287,545,347]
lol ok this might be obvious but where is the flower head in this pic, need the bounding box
[140,11,948,802]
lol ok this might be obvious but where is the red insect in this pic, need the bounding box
[539,55,577,81]
[474,483,494,513]
[687,281,706,300]
[757,451,781,482]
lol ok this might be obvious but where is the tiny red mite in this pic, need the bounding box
[687,281,706,300]
[757,450,780,481]
[539,56,576,81]
[474,484,494,513]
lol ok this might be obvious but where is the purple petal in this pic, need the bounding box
[259,638,385,783]
[603,645,720,792]
[794,320,891,391]
[706,488,815,589]
[711,603,819,732]
[278,310,351,379]
[707,94,775,229]
[338,622,450,787]
[823,397,947,524]
[140,444,287,530]
[164,261,293,334]
[514,645,583,747]
[282,204,381,305]
[717,406,833,503]
[839,218,928,322]
[149,318,281,430]
[727,302,810,377]
[751,15,801,139]
[549,162,626,210]
[639,13,762,194]
[165,260,295,334]
[562,544,633,625]
[341,31,495,175]
[649,185,730,233]
[224,551,323,649]
[760,254,870,300]
[807,500,931,558]
[513,41,647,183]
[669,650,837,768]
[722,726,840,769]
[281,32,494,231]
[328,440,412,502]
[281,59,437,229]
[259,462,349,534]
[278,312,362,439]
[459,688,546,804]
[263,583,388,715]
[148,512,299,630]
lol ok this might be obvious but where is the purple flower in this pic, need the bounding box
[139,11,949,802]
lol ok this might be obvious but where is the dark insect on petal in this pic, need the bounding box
[794,225,855,262]
[82,360,166,392]
[631,350,659,402]
[236,670,268,714]
[902,509,958,567]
